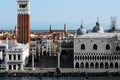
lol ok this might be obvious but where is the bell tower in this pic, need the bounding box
[17,0,30,44]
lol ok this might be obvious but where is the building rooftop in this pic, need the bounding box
[7,43,28,52]
[0,43,7,47]
[76,32,120,39]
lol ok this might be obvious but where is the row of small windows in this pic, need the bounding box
[9,54,21,60]
[9,64,21,70]
[81,44,120,51]
[74,55,120,61]
[81,44,110,50]
[75,62,119,69]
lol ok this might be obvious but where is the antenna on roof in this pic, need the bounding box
[80,20,83,28]
[111,17,117,29]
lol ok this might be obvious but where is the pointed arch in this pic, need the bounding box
[110,62,113,68]
[80,62,84,68]
[90,62,94,68]
[75,62,79,68]
[78,56,79,60]
[106,44,110,50]
[105,62,109,69]
[115,62,118,68]
[100,62,104,68]
[81,44,85,50]
[116,46,120,51]
[85,62,89,68]
[93,44,97,50]
[95,62,99,68]
[74,56,77,60]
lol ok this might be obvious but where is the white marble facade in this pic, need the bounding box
[74,20,120,72]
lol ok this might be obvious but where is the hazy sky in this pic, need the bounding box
[0,0,120,30]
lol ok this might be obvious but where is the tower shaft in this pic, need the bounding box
[17,0,30,44]
[17,14,30,44]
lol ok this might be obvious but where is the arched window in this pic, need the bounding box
[115,63,118,68]
[85,56,87,60]
[102,56,104,60]
[110,56,112,60]
[114,56,117,60]
[74,56,77,60]
[105,62,109,69]
[107,56,109,60]
[105,56,107,60]
[80,62,84,68]
[83,56,84,60]
[80,56,82,60]
[95,62,99,68]
[116,46,120,51]
[81,44,85,50]
[93,44,97,50]
[88,56,90,60]
[78,56,79,60]
[97,56,99,60]
[95,56,97,60]
[108,56,110,60]
[90,56,92,60]
[93,56,95,60]
[85,62,89,68]
[117,56,119,60]
[75,62,79,68]
[106,44,110,50]
[100,62,104,68]
[90,62,94,68]
[100,56,102,60]
[110,62,113,68]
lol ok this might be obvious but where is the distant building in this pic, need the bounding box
[30,36,37,58]
[0,32,29,70]
[30,34,54,60]
[6,43,29,70]
[49,24,71,36]
[40,36,54,56]
[74,20,120,72]
[0,42,7,69]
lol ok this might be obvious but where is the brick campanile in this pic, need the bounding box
[17,0,30,44]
